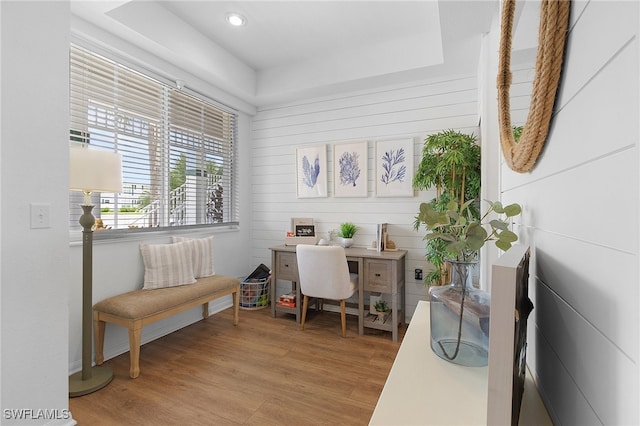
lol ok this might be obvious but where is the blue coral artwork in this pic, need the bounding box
[333,141,368,197]
[302,155,320,188]
[296,145,327,198]
[375,139,414,197]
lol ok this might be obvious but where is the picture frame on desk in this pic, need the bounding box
[286,218,317,245]
[291,217,313,229]
[294,225,315,237]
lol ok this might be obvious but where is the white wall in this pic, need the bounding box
[1,2,73,425]
[485,1,639,424]
[249,75,481,320]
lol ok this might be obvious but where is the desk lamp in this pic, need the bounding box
[69,145,122,397]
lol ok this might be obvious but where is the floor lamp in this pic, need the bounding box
[69,145,122,397]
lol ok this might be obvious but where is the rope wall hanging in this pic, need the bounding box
[497,0,570,173]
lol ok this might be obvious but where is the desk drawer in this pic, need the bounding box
[277,252,298,281]
[365,259,392,292]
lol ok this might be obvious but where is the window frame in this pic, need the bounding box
[69,44,239,239]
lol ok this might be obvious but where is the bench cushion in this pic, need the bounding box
[94,275,239,320]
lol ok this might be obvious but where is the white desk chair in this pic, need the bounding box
[296,245,358,337]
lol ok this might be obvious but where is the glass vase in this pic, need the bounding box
[429,259,490,367]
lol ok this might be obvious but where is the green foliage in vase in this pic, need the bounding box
[338,222,358,239]
[415,199,522,262]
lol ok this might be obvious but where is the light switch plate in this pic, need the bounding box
[30,203,51,229]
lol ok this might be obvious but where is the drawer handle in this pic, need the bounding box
[375,273,381,277]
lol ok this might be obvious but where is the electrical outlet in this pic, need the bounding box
[414,268,423,280]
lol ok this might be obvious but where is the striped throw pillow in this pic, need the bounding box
[140,241,196,289]
[172,236,216,278]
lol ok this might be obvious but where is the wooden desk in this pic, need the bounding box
[269,245,406,342]
[369,301,552,425]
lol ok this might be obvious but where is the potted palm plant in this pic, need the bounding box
[337,222,358,248]
[412,129,481,286]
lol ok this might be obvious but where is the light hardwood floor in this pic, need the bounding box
[69,306,406,425]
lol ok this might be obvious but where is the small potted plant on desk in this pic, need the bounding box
[337,222,358,248]
[374,300,391,321]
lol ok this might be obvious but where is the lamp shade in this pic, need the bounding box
[70,146,123,193]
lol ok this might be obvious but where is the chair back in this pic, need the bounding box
[296,245,355,300]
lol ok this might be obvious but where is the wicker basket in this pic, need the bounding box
[240,278,270,310]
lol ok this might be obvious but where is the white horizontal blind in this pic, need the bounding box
[69,45,237,231]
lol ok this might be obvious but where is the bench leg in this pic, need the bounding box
[232,289,240,326]
[203,302,210,319]
[128,322,142,379]
[93,312,106,365]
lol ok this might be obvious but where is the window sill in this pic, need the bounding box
[69,222,240,246]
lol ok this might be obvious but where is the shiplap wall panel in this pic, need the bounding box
[252,105,479,140]
[252,91,477,130]
[250,74,481,320]
[529,321,603,426]
[537,282,637,425]
[504,34,638,191]
[251,118,480,147]
[253,77,478,121]
[509,66,534,125]
[556,0,637,109]
[534,231,637,359]
[496,1,639,424]
[252,101,479,133]
[507,151,637,251]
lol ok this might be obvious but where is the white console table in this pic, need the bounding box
[369,301,552,426]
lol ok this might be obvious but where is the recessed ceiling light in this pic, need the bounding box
[226,13,246,27]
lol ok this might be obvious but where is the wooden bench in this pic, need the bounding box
[93,275,240,378]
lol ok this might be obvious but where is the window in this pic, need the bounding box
[69,45,237,231]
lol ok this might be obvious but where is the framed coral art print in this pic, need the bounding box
[333,141,368,197]
[375,138,414,197]
[296,144,327,198]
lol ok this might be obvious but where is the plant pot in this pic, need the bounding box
[338,237,353,248]
[429,259,490,367]
[376,311,389,321]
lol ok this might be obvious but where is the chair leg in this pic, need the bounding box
[340,299,347,337]
[301,295,309,331]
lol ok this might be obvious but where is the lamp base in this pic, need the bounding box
[69,366,113,397]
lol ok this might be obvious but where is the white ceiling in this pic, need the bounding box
[70,1,506,107]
